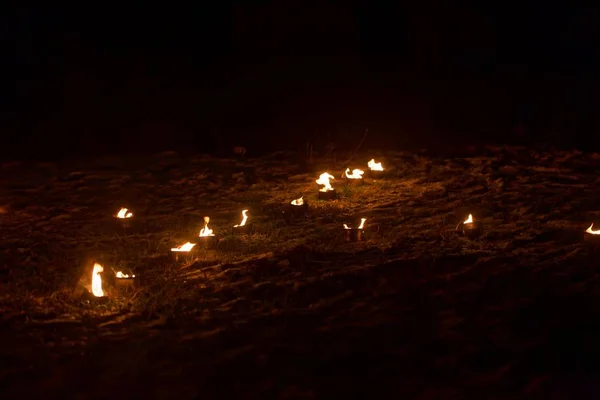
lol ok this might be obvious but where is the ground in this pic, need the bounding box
[2,146,600,399]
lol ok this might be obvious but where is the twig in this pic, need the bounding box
[342,128,369,166]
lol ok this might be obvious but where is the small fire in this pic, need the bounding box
[199,216,215,237]
[171,242,197,252]
[91,263,104,297]
[464,214,473,224]
[291,196,304,206]
[344,218,367,230]
[586,223,600,235]
[116,208,133,219]
[316,172,335,192]
[234,209,249,227]
[115,271,135,278]
[368,159,384,171]
[344,168,364,179]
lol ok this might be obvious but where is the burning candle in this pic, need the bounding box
[343,218,367,242]
[584,223,600,243]
[114,207,133,229]
[198,216,219,249]
[367,159,386,179]
[232,209,254,234]
[344,168,364,180]
[171,241,197,261]
[91,263,105,297]
[114,270,136,288]
[316,172,337,200]
[459,214,483,238]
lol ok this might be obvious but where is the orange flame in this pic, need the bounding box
[291,196,304,206]
[344,218,367,230]
[115,271,135,278]
[116,208,133,219]
[316,172,335,192]
[234,209,249,227]
[464,214,473,224]
[586,223,600,235]
[367,159,384,171]
[171,242,197,252]
[91,263,104,297]
[199,216,215,237]
[344,168,364,179]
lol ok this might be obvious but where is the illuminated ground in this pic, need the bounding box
[2,147,600,398]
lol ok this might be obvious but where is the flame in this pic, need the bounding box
[91,263,104,297]
[464,214,473,224]
[316,172,335,192]
[116,208,133,219]
[171,242,197,252]
[234,209,249,227]
[344,168,364,179]
[586,223,600,235]
[344,218,367,230]
[291,196,304,206]
[115,271,135,278]
[199,216,215,237]
[368,159,384,171]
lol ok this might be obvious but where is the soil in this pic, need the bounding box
[2,146,600,399]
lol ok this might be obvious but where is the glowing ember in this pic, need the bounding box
[116,208,133,219]
[586,223,600,235]
[234,209,249,227]
[91,263,104,297]
[344,168,364,179]
[367,159,384,171]
[291,196,304,206]
[464,214,473,224]
[199,216,215,237]
[316,172,335,192]
[115,271,135,278]
[171,242,197,252]
[344,218,367,230]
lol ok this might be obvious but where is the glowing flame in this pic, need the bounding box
[115,271,135,278]
[586,223,600,235]
[344,218,367,230]
[234,209,249,227]
[344,168,364,179]
[464,214,473,224]
[91,263,104,297]
[171,242,197,252]
[199,216,215,237]
[316,172,335,192]
[116,208,133,219]
[291,196,304,206]
[368,159,384,171]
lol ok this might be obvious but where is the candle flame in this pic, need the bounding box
[115,271,135,278]
[464,214,473,224]
[291,196,304,206]
[171,242,197,252]
[586,223,600,235]
[199,216,215,237]
[234,209,249,227]
[344,168,364,179]
[91,263,104,297]
[316,172,335,192]
[344,218,367,230]
[116,208,133,219]
[367,159,384,171]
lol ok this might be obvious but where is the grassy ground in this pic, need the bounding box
[2,146,600,398]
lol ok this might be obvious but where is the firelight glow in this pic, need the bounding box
[234,209,249,227]
[199,216,215,237]
[116,271,135,278]
[344,168,364,179]
[91,263,104,297]
[171,242,197,252]
[367,159,384,171]
[586,223,600,235]
[344,218,367,230]
[316,172,335,192]
[464,214,473,224]
[116,208,133,219]
[291,196,304,206]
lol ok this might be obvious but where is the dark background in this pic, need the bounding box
[2,2,599,160]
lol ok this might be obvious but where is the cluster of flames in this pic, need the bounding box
[316,159,385,191]
[91,263,134,298]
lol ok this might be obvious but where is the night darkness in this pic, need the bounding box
[3,3,600,159]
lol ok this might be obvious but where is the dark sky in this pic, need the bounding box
[2,3,600,157]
